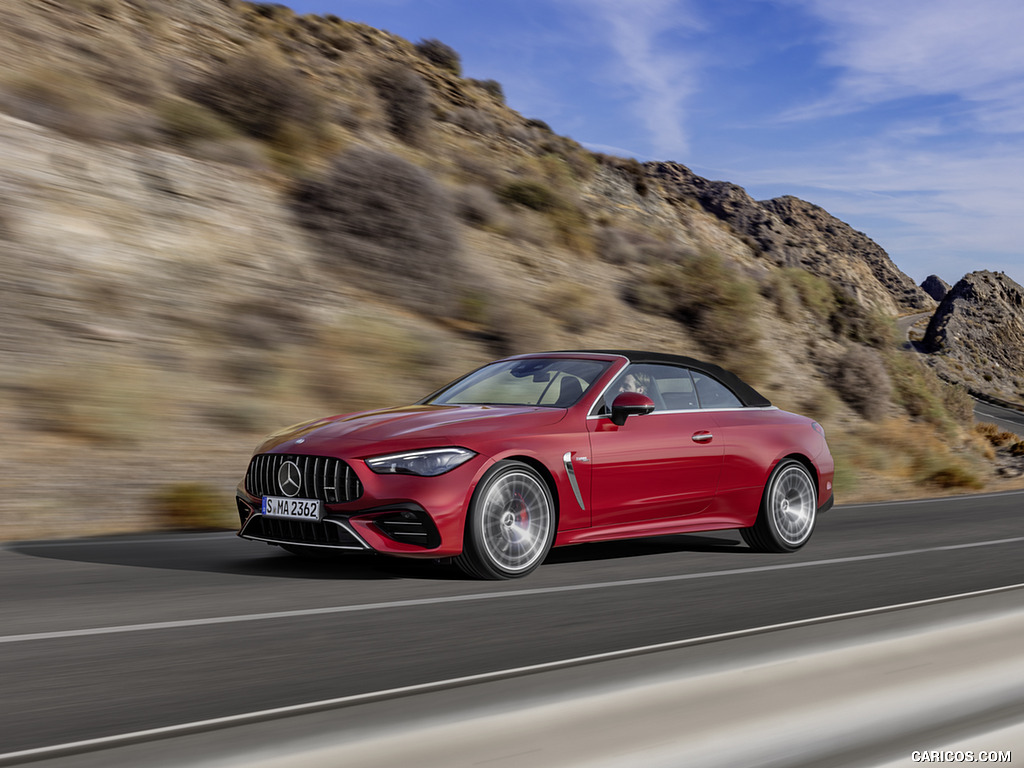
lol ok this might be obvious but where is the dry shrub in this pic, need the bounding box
[543,282,606,334]
[370,63,431,146]
[251,2,294,21]
[770,268,892,347]
[596,227,684,266]
[594,154,648,195]
[468,78,504,102]
[453,184,503,228]
[497,180,590,251]
[486,300,558,357]
[835,419,979,491]
[536,141,598,182]
[498,180,561,212]
[777,268,837,319]
[941,382,975,425]
[884,348,971,433]
[831,291,894,347]
[926,466,983,490]
[0,68,133,142]
[832,344,892,421]
[449,107,495,135]
[221,297,311,351]
[150,483,234,530]
[625,252,767,381]
[156,96,239,146]
[975,422,1018,448]
[760,270,802,322]
[296,13,356,57]
[597,227,643,265]
[185,54,321,147]
[797,384,843,422]
[293,145,462,316]
[414,38,462,75]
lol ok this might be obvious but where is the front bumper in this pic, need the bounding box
[236,451,492,558]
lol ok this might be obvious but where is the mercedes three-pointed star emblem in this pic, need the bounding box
[277,460,302,498]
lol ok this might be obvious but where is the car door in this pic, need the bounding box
[586,364,724,527]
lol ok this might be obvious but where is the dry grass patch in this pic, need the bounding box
[150,482,235,531]
[830,418,984,496]
[975,422,1019,448]
[625,252,768,382]
[15,357,170,445]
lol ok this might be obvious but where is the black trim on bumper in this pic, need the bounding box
[818,493,834,514]
[239,514,369,550]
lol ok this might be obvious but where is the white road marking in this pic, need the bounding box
[2,535,1024,645]
[837,488,1024,509]
[2,580,1023,766]
[4,532,236,549]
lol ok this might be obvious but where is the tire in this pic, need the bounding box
[741,459,817,553]
[455,460,555,580]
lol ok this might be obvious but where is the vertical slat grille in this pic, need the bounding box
[245,454,363,503]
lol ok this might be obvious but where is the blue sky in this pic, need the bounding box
[283,0,1024,289]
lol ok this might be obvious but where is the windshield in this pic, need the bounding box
[426,358,611,407]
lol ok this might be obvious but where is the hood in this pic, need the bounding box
[256,404,567,454]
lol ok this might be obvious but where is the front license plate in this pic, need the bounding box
[262,496,323,521]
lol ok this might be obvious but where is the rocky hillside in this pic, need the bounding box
[648,163,934,316]
[921,275,951,302]
[923,271,1024,404]
[0,0,1011,538]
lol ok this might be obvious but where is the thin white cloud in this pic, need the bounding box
[726,0,1024,286]
[581,141,655,160]
[780,0,1024,123]
[567,0,704,158]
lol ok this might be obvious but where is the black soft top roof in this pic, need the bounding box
[560,349,772,408]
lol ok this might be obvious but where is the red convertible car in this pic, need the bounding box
[236,351,834,579]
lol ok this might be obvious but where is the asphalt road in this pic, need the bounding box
[976,400,1024,437]
[2,491,1024,760]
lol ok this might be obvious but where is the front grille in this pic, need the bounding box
[241,515,366,549]
[245,454,362,504]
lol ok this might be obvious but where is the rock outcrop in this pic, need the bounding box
[921,274,951,301]
[647,162,934,315]
[923,271,1024,403]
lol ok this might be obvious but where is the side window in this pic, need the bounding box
[654,367,699,411]
[692,371,743,408]
[597,364,699,414]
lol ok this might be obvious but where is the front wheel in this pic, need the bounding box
[455,461,555,580]
[741,459,817,553]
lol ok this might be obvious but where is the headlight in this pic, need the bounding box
[365,447,477,476]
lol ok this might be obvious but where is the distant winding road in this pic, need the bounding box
[900,310,1024,437]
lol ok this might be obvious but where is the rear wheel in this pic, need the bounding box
[741,459,816,553]
[455,461,555,580]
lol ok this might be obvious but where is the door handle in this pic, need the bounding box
[692,431,713,443]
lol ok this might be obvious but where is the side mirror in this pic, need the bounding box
[610,392,655,426]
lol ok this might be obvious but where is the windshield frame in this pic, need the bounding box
[421,357,614,408]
